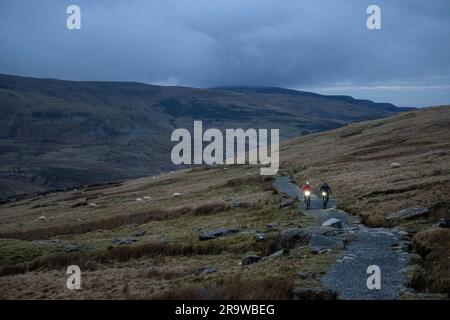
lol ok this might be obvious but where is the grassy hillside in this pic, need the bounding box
[0,105,448,299]
[0,73,411,199]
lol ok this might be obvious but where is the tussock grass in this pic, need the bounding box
[150,276,295,300]
[256,238,279,256]
[0,240,250,276]
[224,175,272,188]
[140,267,194,280]
[0,201,230,240]
[413,228,450,295]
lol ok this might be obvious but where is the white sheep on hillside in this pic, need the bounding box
[390,162,401,169]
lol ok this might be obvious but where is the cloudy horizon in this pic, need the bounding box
[1,0,449,108]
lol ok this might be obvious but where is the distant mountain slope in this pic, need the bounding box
[0,73,412,198]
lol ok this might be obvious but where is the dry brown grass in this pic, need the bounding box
[0,240,250,276]
[150,276,295,300]
[280,105,450,296]
[0,200,230,240]
[224,175,273,188]
[1,106,449,299]
[281,105,450,228]
[256,238,279,256]
[413,228,450,295]
[140,267,195,280]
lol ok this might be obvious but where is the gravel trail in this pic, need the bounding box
[273,176,408,300]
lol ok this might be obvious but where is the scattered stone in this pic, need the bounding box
[132,230,146,237]
[172,192,182,197]
[279,198,295,209]
[199,234,216,241]
[197,267,217,275]
[241,255,262,265]
[293,287,337,300]
[254,233,267,242]
[136,197,143,202]
[386,206,429,222]
[310,247,332,255]
[267,222,278,229]
[112,238,138,245]
[119,239,134,245]
[276,228,311,250]
[390,162,401,169]
[322,218,343,229]
[437,218,450,228]
[63,244,79,253]
[88,202,97,209]
[143,196,151,201]
[297,272,313,280]
[37,216,47,221]
[199,227,239,241]
[267,249,284,258]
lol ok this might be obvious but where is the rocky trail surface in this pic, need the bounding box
[273,176,409,299]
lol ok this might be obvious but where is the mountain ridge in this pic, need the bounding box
[0,73,413,198]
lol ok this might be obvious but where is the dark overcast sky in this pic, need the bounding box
[1,0,449,107]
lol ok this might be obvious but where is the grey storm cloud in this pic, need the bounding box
[0,0,449,107]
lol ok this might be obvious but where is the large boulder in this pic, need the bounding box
[132,230,146,237]
[386,206,429,222]
[322,218,343,229]
[437,218,450,229]
[196,267,217,275]
[241,255,262,265]
[63,244,79,253]
[276,228,311,250]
